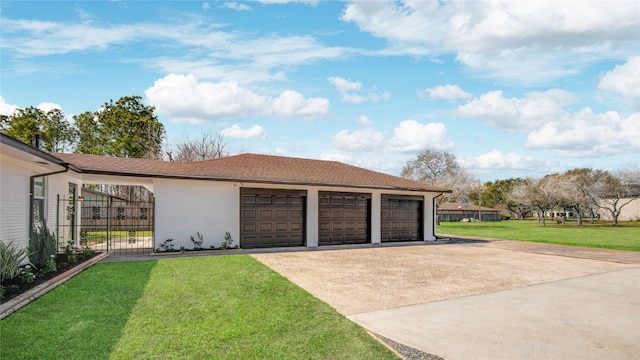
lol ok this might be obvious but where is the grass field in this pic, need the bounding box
[82,230,153,244]
[438,220,640,251]
[1,256,398,360]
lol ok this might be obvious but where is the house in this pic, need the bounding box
[1,134,83,258]
[437,202,502,222]
[1,133,450,253]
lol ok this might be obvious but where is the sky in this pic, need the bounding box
[1,0,639,182]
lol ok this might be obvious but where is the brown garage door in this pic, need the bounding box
[240,188,306,248]
[381,195,423,242]
[319,192,370,246]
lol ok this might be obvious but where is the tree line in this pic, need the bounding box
[401,149,639,226]
[3,98,637,220]
[0,95,227,162]
[1,95,229,201]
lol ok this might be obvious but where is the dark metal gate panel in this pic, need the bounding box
[381,195,423,242]
[57,197,155,255]
[240,188,306,249]
[318,192,370,246]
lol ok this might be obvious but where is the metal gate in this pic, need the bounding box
[57,196,154,255]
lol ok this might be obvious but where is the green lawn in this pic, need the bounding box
[83,230,153,244]
[1,256,398,360]
[438,220,640,251]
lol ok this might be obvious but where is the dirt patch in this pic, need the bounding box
[252,243,635,315]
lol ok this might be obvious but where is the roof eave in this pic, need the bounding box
[72,169,448,193]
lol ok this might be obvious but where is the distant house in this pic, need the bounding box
[438,202,502,222]
[1,132,451,255]
[598,198,640,222]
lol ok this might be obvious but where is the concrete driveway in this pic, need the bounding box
[252,240,640,360]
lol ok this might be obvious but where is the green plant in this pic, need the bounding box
[29,224,57,269]
[64,242,78,264]
[44,255,57,274]
[159,239,174,252]
[1,240,30,285]
[190,232,204,250]
[20,265,35,284]
[224,232,234,248]
[80,246,92,260]
[179,245,185,253]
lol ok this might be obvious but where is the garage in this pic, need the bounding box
[318,191,370,246]
[240,188,306,248]
[381,195,423,242]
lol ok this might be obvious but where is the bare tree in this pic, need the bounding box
[170,131,229,162]
[589,168,640,225]
[401,149,474,204]
[558,168,602,226]
[510,176,559,226]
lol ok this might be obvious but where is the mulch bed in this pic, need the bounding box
[1,252,100,303]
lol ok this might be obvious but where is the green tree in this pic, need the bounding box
[1,106,76,151]
[95,96,165,159]
[74,111,103,155]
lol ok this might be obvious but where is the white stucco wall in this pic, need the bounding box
[0,159,31,251]
[153,179,240,250]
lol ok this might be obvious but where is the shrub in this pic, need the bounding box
[190,232,204,250]
[1,240,30,285]
[29,224,57,269]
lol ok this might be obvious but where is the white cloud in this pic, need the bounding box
[341,0,640,84]
[202,2,211,11]
[598,56,640,99]
[2,17,350,85]
[524,108,640,157]
[331,128,385,152]
[222,2,252,11]
[460,150,536,170]
[271,90,330,120]
[456,89,578,132]
[220,124,265,139]
[257,0,319,5]
[387,120,454,153]
[421,84,472,100]
[319,152,352,163]
[37,102,62,113]
[357,115,372,125]
[0,96,19,116]
[145,74,330,123]
[328,76,390,104]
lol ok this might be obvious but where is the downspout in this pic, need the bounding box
[29,164,70,233]
[432,192,445,241]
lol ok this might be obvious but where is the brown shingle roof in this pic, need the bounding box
[52,153,449,193]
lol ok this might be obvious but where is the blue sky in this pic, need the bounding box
[1,0,638,181]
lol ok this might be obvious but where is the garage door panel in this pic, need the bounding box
[381,195,423,242]
[240,189,306,249]
[318,192,370,246]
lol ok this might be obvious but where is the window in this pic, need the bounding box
[31,176,45,230]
